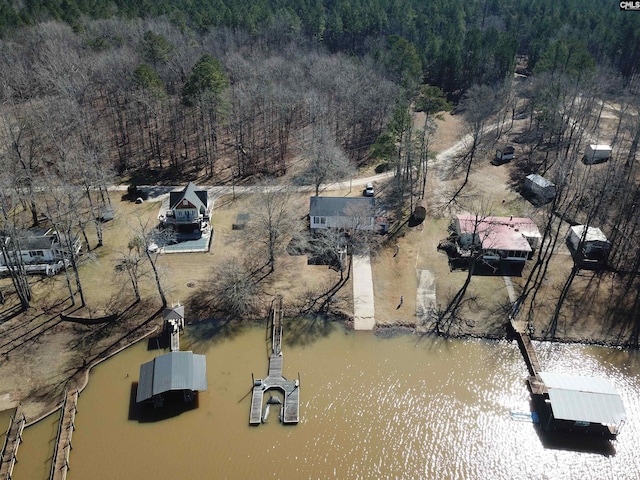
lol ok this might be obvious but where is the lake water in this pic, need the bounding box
[9,320,640,479]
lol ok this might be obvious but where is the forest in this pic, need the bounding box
[1,1,640,342]
[1,0,639,93]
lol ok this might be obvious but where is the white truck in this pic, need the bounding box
[583,144,611,164]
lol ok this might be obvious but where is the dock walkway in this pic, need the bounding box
[170,328,180,352]
[50,388,79,480]
[250,296,300,425]
[0,405,26,480]
[510,319,545,395]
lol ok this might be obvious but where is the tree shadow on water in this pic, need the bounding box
[283,314,340,348]
[185,317,248,353]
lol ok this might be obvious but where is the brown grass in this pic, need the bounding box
[0,101,636,420]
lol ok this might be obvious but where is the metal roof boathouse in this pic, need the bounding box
[537,372,626,438]
[137,351,207,407]
[510,319,626,440]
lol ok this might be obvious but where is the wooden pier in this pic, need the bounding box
[0,405,26,480]
[164,304,184,353]
[510,319,545,395]
[49,388,79,480]
[169,327,180,352]
[250,296,300,425]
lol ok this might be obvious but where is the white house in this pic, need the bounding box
[159,183,210,233]
[0,228,82,275]
[309,197,375,231]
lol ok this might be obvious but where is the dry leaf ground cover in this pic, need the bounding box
[0,107,635,421]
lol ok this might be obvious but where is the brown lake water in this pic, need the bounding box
[9,320,640,479]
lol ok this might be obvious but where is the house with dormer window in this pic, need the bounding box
[159,183,210,233]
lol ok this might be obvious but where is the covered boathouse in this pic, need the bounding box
[536,371,626,438]
[136,351,207,408]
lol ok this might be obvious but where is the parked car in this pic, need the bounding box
[364,183,374,197]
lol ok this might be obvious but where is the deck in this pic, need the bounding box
[249,296,300,425]
[50,388,79,480]
[0,406,26,480]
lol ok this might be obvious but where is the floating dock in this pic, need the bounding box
[250,296,300,425]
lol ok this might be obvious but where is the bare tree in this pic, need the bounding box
[0,180,31,310]
[209,258,259,316]
[297,123,354,196]
[128,220,175,308]
[436,201,493,334]
[448,84,499,205]
[248,187,296,274]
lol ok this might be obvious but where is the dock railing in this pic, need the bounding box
[49,388,79,480]
[0,406,26,480]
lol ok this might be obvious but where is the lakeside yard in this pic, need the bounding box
[0,111,636,423]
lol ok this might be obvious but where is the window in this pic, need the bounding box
[29,250,44,258]
[313,216,326,225]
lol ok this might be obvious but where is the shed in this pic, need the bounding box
[567,225,610,263]
[163,304,185,332]
[538,371,626,437]
[583,144,612,165]
[494,145,515,164]
[136,351,207,404]
[524,174,556,203]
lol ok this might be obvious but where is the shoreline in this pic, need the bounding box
[372,321,635,350]
[20,324,159,428]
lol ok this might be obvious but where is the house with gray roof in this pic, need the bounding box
[0,228,82,275]
[159,183,210,233]
[309,197,375,231]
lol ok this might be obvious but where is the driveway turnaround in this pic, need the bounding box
[352,253,375,330]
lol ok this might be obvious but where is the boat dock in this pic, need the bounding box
[169,324,180,352]
[0,405,26,480]
[249,296,300,425]
[509,319,545,395]
[163,304,184,353]
[49,388,79,480]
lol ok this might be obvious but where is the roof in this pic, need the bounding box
[455,214,540,252]
[570,225,608,243]
[539,371,626,426]
[163,305,185,321]
[169,182,208,211]
[525,174,555,188]
[588,144,612,151]
[310,196,375,217]
[19,234,57,251]
[136,351,207,403]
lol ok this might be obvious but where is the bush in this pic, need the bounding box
[374,163,390,174]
